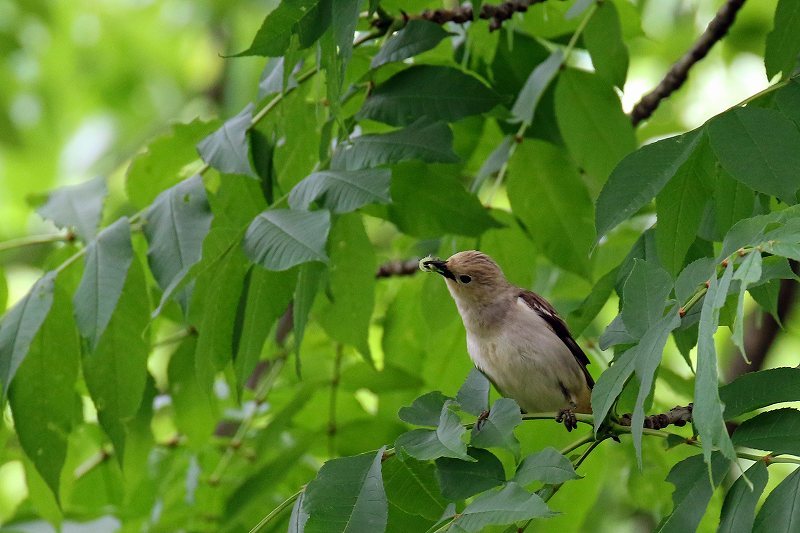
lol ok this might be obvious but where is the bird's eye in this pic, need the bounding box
[459,275,472,284]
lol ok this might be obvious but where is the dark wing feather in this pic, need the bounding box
[518,290,595,389]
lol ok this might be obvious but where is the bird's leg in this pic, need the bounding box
[476,409,490,430]
[556,402,578,432]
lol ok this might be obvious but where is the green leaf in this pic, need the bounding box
[73,217,133,349]
[507,140,594,278]
[753,465,800,532]
[776,79,800,127]
[451,482,553,532]
[596,129,703,239]
[197,103,256,178]
[143,175,213,311]
[708,107,800,203]
[382,457,447,521]
[233,0,331,57]
[731,252,762,357]
[317,214,375,360]
[510,50,564,125]
[233,267,295,389]
[731,408,800,455]
[396,402,471,461]
[655,140,712,276]
[303,447,388,533]
[719,460,769,533]
[83,258,149,456]
[9,282,79,500]
[720,367,800,419]
[655,453,730,533]
[554,68,636,182]
[126,119,219,209]
[435,448,505,500]
[514,447,580,485]
[711,170,756,240]
[591,346,636,433]
[765,0,800,79]
[0,267,6,312]
[583,1,628,89]
[36,176,107,241]
[243,208,330,271]
[456,368,491,417]
[331,120,460,171]
[292,261,325,367]
[371,20,451,68]
[470,398,522,458]
[399,391,451,427]
[288,168,392,213]
[387,162,501,238]
[567,266,618,336]
[0,272,56,395]
[621,259,673,338]
[630,309,682,465]
[694,262,737,464]
[168,336,218,447]
[358,66,502,126]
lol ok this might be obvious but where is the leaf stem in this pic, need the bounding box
[248,487,304,533]
[0,232,74,253]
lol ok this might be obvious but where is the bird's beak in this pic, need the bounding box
[420,258,456,281]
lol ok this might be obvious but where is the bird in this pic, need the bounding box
[421,250,593,431]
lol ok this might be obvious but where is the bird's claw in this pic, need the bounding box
[476,409,490,430]
[556,408,578,432]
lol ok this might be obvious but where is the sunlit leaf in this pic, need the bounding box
[510,50,563,125]
[583,1,628,89]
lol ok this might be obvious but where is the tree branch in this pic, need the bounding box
[374,0,551,32]
[618,404,693,430]
[375,258,420,278]
[629,0,747,126]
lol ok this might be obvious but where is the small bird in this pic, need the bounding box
[421,250,593,430]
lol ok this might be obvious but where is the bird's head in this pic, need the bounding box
[420,250,509,303]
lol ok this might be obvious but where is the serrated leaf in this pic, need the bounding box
[456,368,491,417]
[621,259,673,338]
[507,140,594,278]
[382,457,447,521]
[596,129,703,239]
[233,0,331,57]
[655,453,730,533]
[514,447,580,485]
[583,1,628,89]
[451,482,553,532]
[720,367,800,419]
[288,168,391,213]
[396,402,471,461]
[73,217,133,350]
[371,20,451,68]
[554,68,636,182]
[470,398,522,458]
[711,170,756,240]
[331,120,460,171]
[695,262,737,464]
[169,337,218,447]
[435,448,505,500]
[317,214,375,360]
[9,282,79,500]
[0,272,56,396]
[731,408,800,455]
[303,447,387,533]
[731,252,762,357]
[591,344,636,433]
[598,313,636,351]
[765,0,800,79]
[567,266,618,336]
[83,258,149,457]
[399,391,452,427]
[293,261,325,369]
[510,50,564,125]
[143,175,212,312]
[244,209,330,271]
[358,65,502,126]
[197,103,257,178]
[719,460,768,533]
[258,57,299,98]
[753,465,800,532]
[36,176,106,241]
[708,107,800,203]
[126,119,218,209]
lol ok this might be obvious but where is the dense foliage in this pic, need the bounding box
[2,0,800,531]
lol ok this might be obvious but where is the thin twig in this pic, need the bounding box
[248,487,304,533]
[375,0,552,33]
[0,231,74,253]
[375,259,420,278]
[629,0,747,126]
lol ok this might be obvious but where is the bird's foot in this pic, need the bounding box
[556,408,578,432]
[476,409,490,430]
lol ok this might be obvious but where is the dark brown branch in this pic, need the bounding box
[374,0,551,33]
[629,0,746,126]
[376,259,420,278]
[618,404,693,430]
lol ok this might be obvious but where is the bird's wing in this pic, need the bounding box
[518,290,595,389]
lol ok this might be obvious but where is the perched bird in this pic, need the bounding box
[421,250,593,430]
